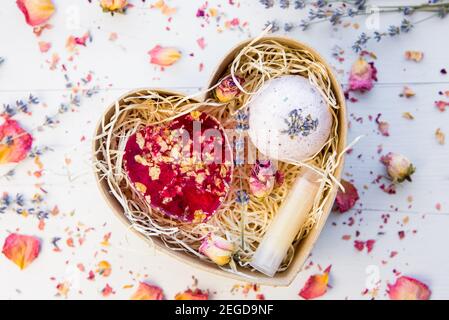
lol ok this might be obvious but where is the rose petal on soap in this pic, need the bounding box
[130,282,164,300]
[16,0,55,27]
[299,265,331,300]
[2,233,40,270]
[175,288,209,300]
[0,117,33,164]
[333,180,359,213]
[148,45,181,67]
[387,276,431,300]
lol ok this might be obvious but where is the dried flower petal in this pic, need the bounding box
[333,179,359,213]
[348,58,377,92]
[387,276,431,300]
[0,117,33,164]
[16,0,55,26]
[100,0,128,13]
[175,288,209,300]
[299,265,331,300]
[380,152,415,183]
[148,45,181,67]
[38,41,51,53]
[2,233,41,270]
[435,128,445,145]
[199,234,235,266]
[435,100,449,112]
[405,51,424,62]
[214,75,245,103]
[130,282,164,300]
[96,260,112,277]
[400,86,415,98]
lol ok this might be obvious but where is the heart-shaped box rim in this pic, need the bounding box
[92,36,347,286]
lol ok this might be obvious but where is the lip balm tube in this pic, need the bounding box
[250,168,321,277]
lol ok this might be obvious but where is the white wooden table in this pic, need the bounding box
[1,0,448,299]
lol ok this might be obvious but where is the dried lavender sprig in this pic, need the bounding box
[352,13,440,52]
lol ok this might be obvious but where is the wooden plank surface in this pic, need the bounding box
[0,0,448,299]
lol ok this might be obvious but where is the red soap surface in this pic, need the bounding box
[123,111,233,223]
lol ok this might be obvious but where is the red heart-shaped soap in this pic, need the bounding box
[123,111,233,223]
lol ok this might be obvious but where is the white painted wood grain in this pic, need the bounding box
[1,0,449,299]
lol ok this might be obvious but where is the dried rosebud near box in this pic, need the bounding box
[93,37,347,286]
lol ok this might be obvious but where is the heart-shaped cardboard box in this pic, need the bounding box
[93,36,347,286]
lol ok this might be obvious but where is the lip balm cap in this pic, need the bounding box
[249,245,285,277]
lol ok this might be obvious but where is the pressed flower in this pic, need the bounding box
[380,152,415,183]
[299,265,331,300]
[387,276,431,300]
[348,57,377,92]
[175,288,209,300]
[16,0,55,27]
[2,233,40,270]
[130,282,164,300]
[100,0,128,13]
[333,179,359,213]
[148,45,181,67]
[199,234,235,266]
[214,75,245,103]
[0,117,33,165]
[249,160,277,198]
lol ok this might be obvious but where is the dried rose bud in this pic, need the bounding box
[381,152,415,183]
[249,160,277,198]
[348,57,377,93]
[16,0,55,27]
[100,0,128,13]
[199,234,235,266]
[214,75,244,103]
[148,45,181,67]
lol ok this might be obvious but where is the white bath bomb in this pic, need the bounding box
[248,75,332,162]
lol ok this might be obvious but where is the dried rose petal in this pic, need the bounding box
[199,234,235,266]
[249,160,277,198]
[152,0,176,16]
[380,152,415,183]
[405,51,424,62]
[124,111,233,223]
[100,0,128,13]
[333,179,359,213]
[2,233,41,270]
[16,0,55,27]
[101,284,114,297]
[435,128,445,145]
[148,45,181,67]
[401,86,415,98]
[38,41,51,53]
[96,260,112,277]
[387,276,431,300]
[214,75,245,103]
[299,265,331,300]
[435,100,449,112]
[0,117,33,164]
[130,282,164,300]
[175,288,209,300]
[378,121,389,137]
[348,58,377,93]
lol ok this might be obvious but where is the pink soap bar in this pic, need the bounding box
[123,111,233,223]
